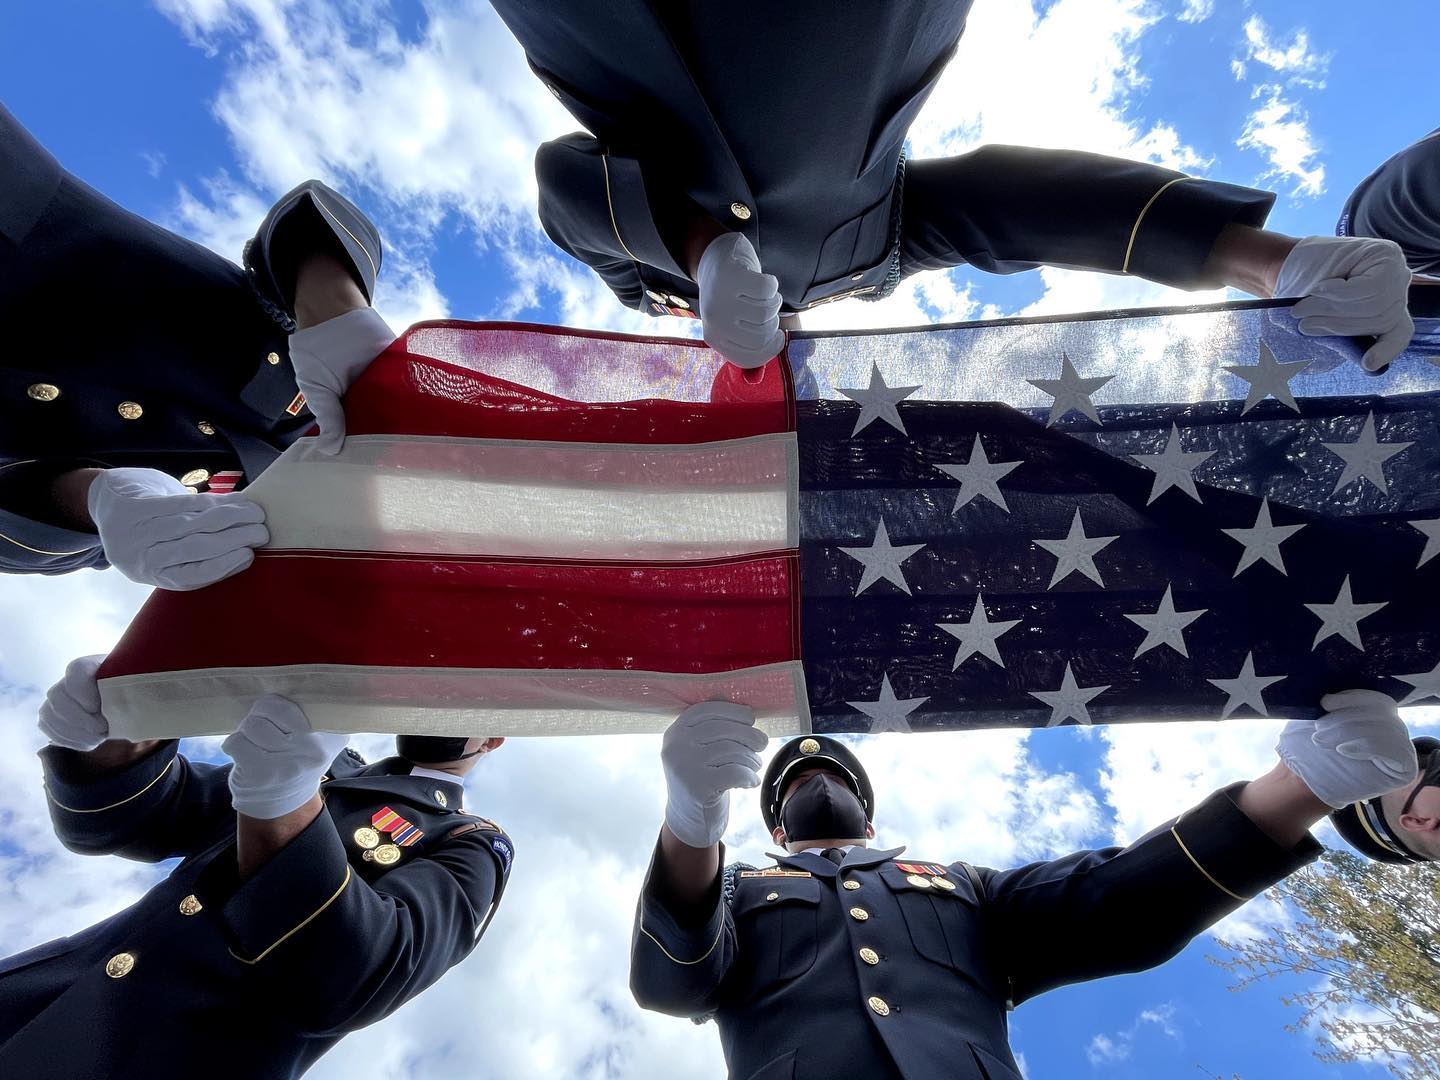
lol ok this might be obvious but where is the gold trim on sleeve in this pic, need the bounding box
[0,530,95,557]
[636,898,725,966]
[1121,176,1190,274]
[45,758,176,814]
[601,154,642,265]
[229,865,353,965]
[1170,826,1245,902]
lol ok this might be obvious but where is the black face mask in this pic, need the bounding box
[779,773,867,844]
[397,735,483,765]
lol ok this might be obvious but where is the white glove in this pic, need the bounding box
[89,467,268,591]
[1275,236,1414,372]
[1276,689,1418,808]
[37,655,109,751]
[696,232,786,370]
[288,306,397,455]
[223,695,349,819]
[661,701,769,848]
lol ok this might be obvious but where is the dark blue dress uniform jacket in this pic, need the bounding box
[0,742,513,1080]
[0,103,370,576]
[490,0,1276,320]
[630,784,1319,1080]
[1338,127,1440,276]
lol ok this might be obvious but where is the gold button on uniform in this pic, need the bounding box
[842,879,861,891]
[180,469,211,487]
[729,201,752,221]
[849,906,869,922]
[859,947,880,966]
[178,895,203,916]
[197,421,216,436]
[799,738,819,755]
[353,827,381,850]
[105,952,136,978]
[266,351,281,366]
[851,273,865,281]
[117,401,143,420]
[868,995,891,1017]
[933,876,957,890]
[27,383,61,402]
[906,873,932,889]
[766,891,780,902]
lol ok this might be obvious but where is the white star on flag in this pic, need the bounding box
[1122,584,1208,659]
[1391,659,1440,706]
[936,594,1021,669]
[839,517,925,596]
[847,672,929,733]
[1207,652,1287,719]
[1411,518,1440,568]
[1223,342,1311,414]
[1304,575,1388,651]
[1130,423,1217,504]
[1035,508,1119,589]
[1221,498,1306,577]
[1027,352,1115,427]
[1029,662,1110,726]
[933,435,1022,514]
[838,363,921,437]
[1321,411,1414,496]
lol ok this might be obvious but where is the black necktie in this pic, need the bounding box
[821,847,847,866]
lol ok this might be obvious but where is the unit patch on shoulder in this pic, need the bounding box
[489,835,514,874]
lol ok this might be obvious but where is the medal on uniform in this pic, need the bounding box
[353,826,381,850]
[364,844,401,865]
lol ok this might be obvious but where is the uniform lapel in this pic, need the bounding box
[840,845,906,871]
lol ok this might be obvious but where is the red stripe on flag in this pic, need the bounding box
[99,551,799,677]
[343,328,792,444]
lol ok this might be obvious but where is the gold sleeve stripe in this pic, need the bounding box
[1170,827,1245,902]
[229,865,353,965]
[312,194,378,281]
[1121,176,1190,274]
[601,154,642,265]
[46,757,176,814]
[0,530,95,557]
[636,898,725,966]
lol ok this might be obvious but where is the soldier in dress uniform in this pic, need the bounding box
[0,655,514,1080]
[0,102,395,583]
[629,694,1417,1080]
[489,0,1414,372]
[1331,734,1440,864]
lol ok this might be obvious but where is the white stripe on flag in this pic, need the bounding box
[244,433,800,560]
[98,662,812,740]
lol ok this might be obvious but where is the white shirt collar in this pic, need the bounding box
[800,843,860,856]
[409,765,463,786]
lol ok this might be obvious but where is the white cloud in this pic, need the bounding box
[1236,16,1329,86]
[1238,88,1326,198]
[1086,1002,1181,1065]
[1176,0,1214,24]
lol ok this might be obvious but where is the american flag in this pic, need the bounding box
[97,302,1440,740]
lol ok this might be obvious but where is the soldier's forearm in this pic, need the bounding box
[1234,761,1330,848]
[47,467,104,530]
[1202,223,1299,297]
[683,213,730,280]
[657,824,721,908]
[293,251,369,330]
[63,737,169,779]
[237,794,325,881]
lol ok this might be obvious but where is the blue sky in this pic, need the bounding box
[1,2,1436,1078]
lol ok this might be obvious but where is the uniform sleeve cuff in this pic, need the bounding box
[1170,782,1321,901]
[636,839,726,965]
[221,809,353,964]
[40,741,179,815]
[0,460,107,574]
[1126,178,1276,289]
